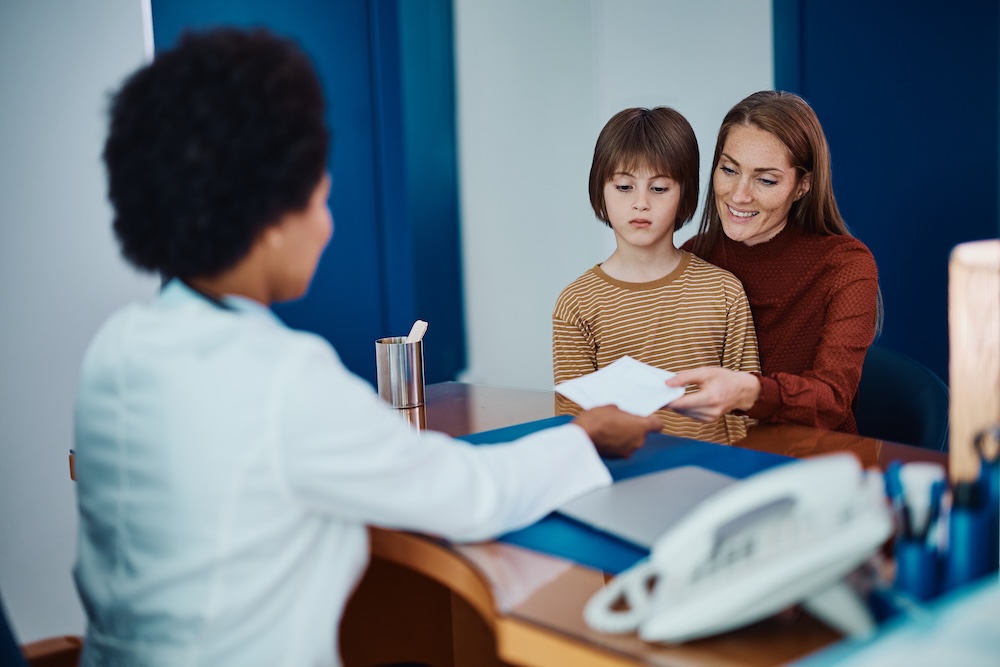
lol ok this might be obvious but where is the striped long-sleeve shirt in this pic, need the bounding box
[552,251,760,444]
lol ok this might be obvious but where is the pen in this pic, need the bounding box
[924,478,945,548]
[884,460,902,499]
[973,424,999,572]
[885,461,909,537]
[899,461,945,541]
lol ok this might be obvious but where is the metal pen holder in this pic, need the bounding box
[375,336,425,408]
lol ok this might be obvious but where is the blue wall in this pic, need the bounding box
[151,0,465,384]
[370,0,466,382]
[774,0,999,382]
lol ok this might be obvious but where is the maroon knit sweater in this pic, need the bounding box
[684,224,878,433]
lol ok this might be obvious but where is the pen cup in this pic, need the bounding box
[375,336,425,408]
[393,405,427,432]
[893,539,939,602]
[943,482,991,592]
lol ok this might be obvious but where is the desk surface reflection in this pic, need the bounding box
[341,382,946,667]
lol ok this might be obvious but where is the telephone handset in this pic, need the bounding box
[584,453,892,643]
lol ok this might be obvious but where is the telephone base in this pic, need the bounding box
[802,580,876,639]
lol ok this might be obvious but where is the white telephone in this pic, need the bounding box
[584,453,892,643]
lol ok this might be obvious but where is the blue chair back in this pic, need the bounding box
[855,345,950,451]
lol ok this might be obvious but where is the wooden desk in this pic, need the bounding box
[340,382,947,667]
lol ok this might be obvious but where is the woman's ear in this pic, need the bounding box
[795,172,813,201]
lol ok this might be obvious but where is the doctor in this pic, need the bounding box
[73,28,660,667]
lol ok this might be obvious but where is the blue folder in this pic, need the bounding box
[461,416,792,574]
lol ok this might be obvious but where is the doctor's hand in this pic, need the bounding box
[666,367,761,422]
[573,406,661,459]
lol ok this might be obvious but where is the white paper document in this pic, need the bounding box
[554,356,685,417]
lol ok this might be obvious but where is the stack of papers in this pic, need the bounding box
[554,356,685,417]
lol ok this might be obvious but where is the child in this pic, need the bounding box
[553,107,760,444]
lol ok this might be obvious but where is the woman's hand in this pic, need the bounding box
[573,406,661,459]
[666,368,761,422]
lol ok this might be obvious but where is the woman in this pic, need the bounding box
[73,28,659,667]
[667,90,879,434]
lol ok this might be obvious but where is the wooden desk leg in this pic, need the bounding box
[341,559,456,667]
[340,558,514,667]
[450,591,510,667]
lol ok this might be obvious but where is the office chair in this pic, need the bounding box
[1,590,81,667]
[855,345,950,451]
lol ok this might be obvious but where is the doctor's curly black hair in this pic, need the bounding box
[103,28,329,278]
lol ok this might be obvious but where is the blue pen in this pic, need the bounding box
[899,462,946,540]
[885,460,908,537]
[885,460,903,499]
[924,478,945,547]
[973,424,999,572]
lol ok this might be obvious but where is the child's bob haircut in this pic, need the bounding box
[588,107,699,229]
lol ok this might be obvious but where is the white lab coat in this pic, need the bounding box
[73,280,610,667]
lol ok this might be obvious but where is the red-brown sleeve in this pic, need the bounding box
[747,243,878,430]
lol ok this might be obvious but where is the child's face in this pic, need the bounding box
[603,165,680,252]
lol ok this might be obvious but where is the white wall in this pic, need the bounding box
[455,0,773,390]
[0,0,155,642]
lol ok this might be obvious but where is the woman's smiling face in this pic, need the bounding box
[713,124,811,246]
